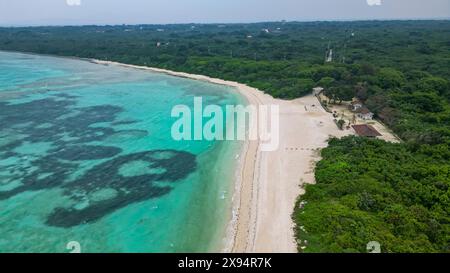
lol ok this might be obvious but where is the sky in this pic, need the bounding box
[0,0,449,26]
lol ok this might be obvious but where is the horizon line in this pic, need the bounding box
[1,17,450,28]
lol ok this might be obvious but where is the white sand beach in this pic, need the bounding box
[91,59,353,253]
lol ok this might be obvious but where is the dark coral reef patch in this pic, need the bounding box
[0,93,196,228]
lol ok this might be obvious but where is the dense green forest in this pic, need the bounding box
[294,136,449,252]
[0,21,449,252]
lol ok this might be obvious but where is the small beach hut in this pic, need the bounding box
[312,87,324,96]
[355,107,374,120]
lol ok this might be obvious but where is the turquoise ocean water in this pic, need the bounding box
[0,51,245,253]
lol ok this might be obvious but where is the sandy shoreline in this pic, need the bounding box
[91,59,351,253]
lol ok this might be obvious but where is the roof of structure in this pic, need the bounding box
[355,107,372,115]
[352,124,382,137]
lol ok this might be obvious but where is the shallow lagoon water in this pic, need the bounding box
[0,51,244,252]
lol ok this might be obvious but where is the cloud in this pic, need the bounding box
[367,0,382,6]
[66,0,81,6]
